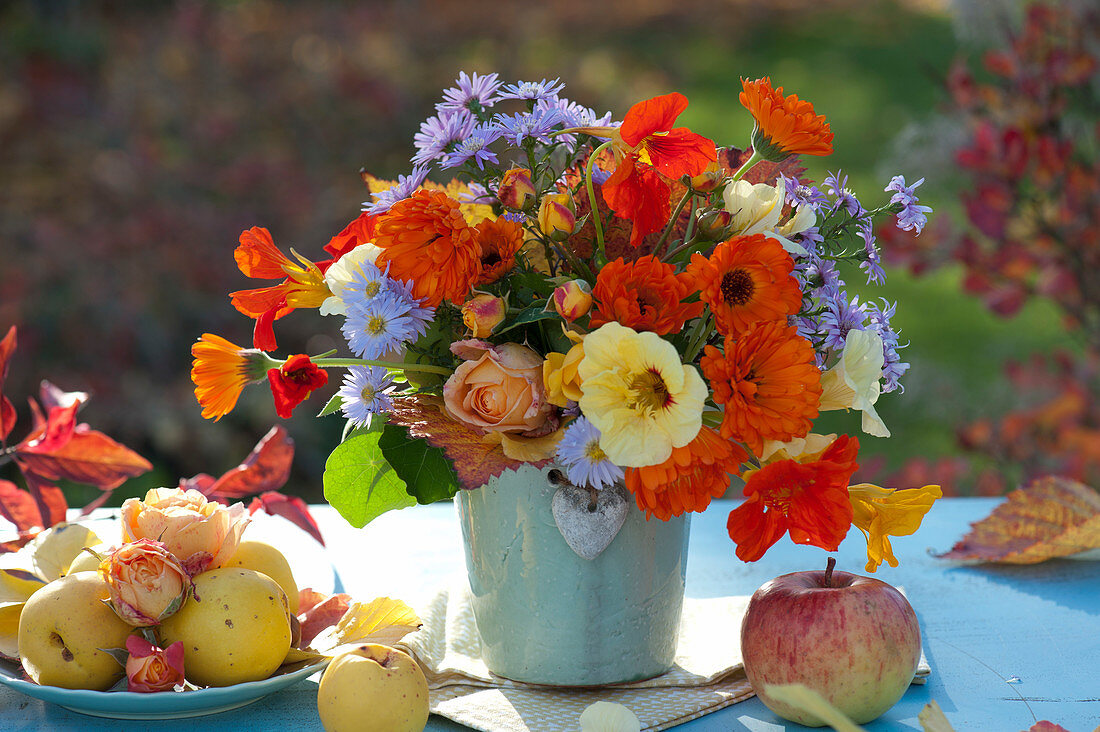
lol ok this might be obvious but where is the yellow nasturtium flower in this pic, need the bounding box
[543,330,585,408]
[819,328,890,438]
[848,483,943,572]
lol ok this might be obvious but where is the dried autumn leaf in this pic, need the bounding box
[918,699,955,732]
[386,396,545,490]
[328,596,421,650]
[16,426,153,490]
[763,684,867,731]
[0,327,16,441]
[938,476,1100,563]
[1028,723,1073,732]
[0,478,43,533]
[210,425,294,499]
[723,146,808,187]
[249,492,324,546]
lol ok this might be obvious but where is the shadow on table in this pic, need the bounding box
[944,557,1100,617]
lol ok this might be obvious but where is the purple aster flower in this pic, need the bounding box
[498,78,566,103]
[823,170,863,217]
[441,123,502,170]
[338,366,397,428]
[819,293,868,351]
[458,181,495,206]
[412,111,475,165]
[555,417,624,490]
[364,164,430,215]
[857,220,886,285]
[885,175,933,235]
[781,174,830,212]
[494,107,567,147]
[864,300,909,393]
[437,71,503,114]
[501,211,527,223]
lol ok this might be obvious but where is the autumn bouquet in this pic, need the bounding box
[193,73,940,570]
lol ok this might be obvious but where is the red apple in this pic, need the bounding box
[740,559,921,726]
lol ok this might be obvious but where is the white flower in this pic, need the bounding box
[579,701,640,732]
[723,177,810,256]
[319,243,384,316]
[819,328,890,437]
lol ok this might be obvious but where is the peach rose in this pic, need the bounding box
[443,340,552,434]
[120,488,249,575]
[100,539,191,626]
[125,636,185,693]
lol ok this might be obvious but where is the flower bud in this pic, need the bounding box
[550,280,593,322]
[462,294,507,338]
[693,209,733,242]
[538,193,576,242]
[497,168,537,211]
[690,158,725,193]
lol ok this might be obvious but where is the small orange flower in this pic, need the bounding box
[323,212,378,262]
[727,434,860,561]
[687,233,802,337]
[373,190,483,307]
[739,77,834,161]
[229,227,331,350]
[473,217,525,285]
[701,320,822,456]
[625,426,748,520]
[589,255,705,335]
[191,334,272,421]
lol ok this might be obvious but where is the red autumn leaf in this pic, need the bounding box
[248,491,324,546]
[386,396,544,490]
[23,472,67,529]
[298,592,352,648]
[17,403,78,455]
[179,473,217,496]
[210,426,294,499]
[38,380,89,411]
[78,489,115,517]
[938,476,1100,563]
[298,588,335,616]
[0,478,43,532]
[16,425,153,490]
[1027,723,1073,732]
[0,327,16,442]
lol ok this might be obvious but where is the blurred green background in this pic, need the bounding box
[0,0,1075,510]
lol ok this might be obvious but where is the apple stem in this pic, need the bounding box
[824,556,836,587]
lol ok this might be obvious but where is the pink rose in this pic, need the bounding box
[125,636,185,692]
[120,488,249,575]
[101,539,191,626]
[443,341,552,434]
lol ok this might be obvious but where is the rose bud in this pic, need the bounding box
[537,193,576,242]
[497,168,537,211]
[100,539,192,626]
[693,209,734,242]
[550,280,593,322]
[125,636,185,693]
[690,157,726,193]
[462,294,507,338]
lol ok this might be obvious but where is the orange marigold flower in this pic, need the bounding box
[372,190,483,307]
[701,320,823,456]
[625,426,749,520]
[739,77,834,161]
[473,217,525,285]
[727,434,859,561]
[229,227,331,350]
[191,334,273,421]
[268,354,329,419]
[589,255,705,335]
[687,233,803,336]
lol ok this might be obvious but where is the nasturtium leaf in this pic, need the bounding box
[210,425,294,498]
[322,432,414,528]
[378,423,460,505]
[938,476,1100,564]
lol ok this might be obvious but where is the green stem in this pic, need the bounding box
[585,140,614,258]
[311,358,452,376]
[730,149,762,182]
[684,314,715,362]
[662,236,707,264]
[655,187,695,258]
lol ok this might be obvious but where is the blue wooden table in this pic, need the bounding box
[2,498,1098,731]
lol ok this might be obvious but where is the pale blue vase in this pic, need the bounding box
[455,463,691,686]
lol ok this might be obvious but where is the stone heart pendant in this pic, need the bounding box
[551,482,629,560]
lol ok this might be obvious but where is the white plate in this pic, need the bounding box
[0,659,329,719]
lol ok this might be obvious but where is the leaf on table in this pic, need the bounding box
[763,684,867,731]
[28,523,101,582]
[210,425,294,498]
[0,603,23,658]
[918,700,956,732]
[312,596,421,655]
[298,590,352,648]
[937,476,1100,563]
[386,395,538,490]
[1027,723,1072,732]
[248,492,324,545]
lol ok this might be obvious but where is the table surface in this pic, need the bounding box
[2,497,1098,731]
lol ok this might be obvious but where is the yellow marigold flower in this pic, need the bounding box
[848,483,942,572]
[577,322,706,468]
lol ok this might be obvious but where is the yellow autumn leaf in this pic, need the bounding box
[27,523,101,581]
[0,603,23,657]
[310,596,421,655]
[938,476,1100,563]
[361,173,494,225]
[917,700,956,732]
[764,684,867,731]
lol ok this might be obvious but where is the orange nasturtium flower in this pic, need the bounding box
[848,483,942,572]
[229,227,332,350]
[687,233,803,337]
[739,77,834,161]
[190,334,275,421]
[572,92,717,248]
[727,434,860,562]
[625,426,749,521]
[700,320,823,457]
[372,189,483,308]
[589,255,705,336]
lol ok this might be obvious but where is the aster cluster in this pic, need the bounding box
[192,72,940,567]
